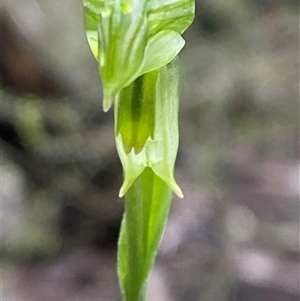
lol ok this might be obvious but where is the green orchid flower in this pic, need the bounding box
[83,1,195,300]
[83,0,195,111]
[115,59,183,198]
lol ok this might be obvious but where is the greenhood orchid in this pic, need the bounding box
[83,0,194,300]
[115,60,183,198]
[84,0,194,111]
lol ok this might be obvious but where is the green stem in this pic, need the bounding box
[118,167,172,301]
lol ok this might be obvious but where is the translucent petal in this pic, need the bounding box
[139,30,185,75]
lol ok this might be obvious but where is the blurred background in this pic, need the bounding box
[1,0,299,300]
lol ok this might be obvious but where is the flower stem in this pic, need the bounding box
[118,167,172,301]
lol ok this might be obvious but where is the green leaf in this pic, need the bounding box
[118,167,172,301]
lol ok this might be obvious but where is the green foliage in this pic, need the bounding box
[118,167,172,301]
